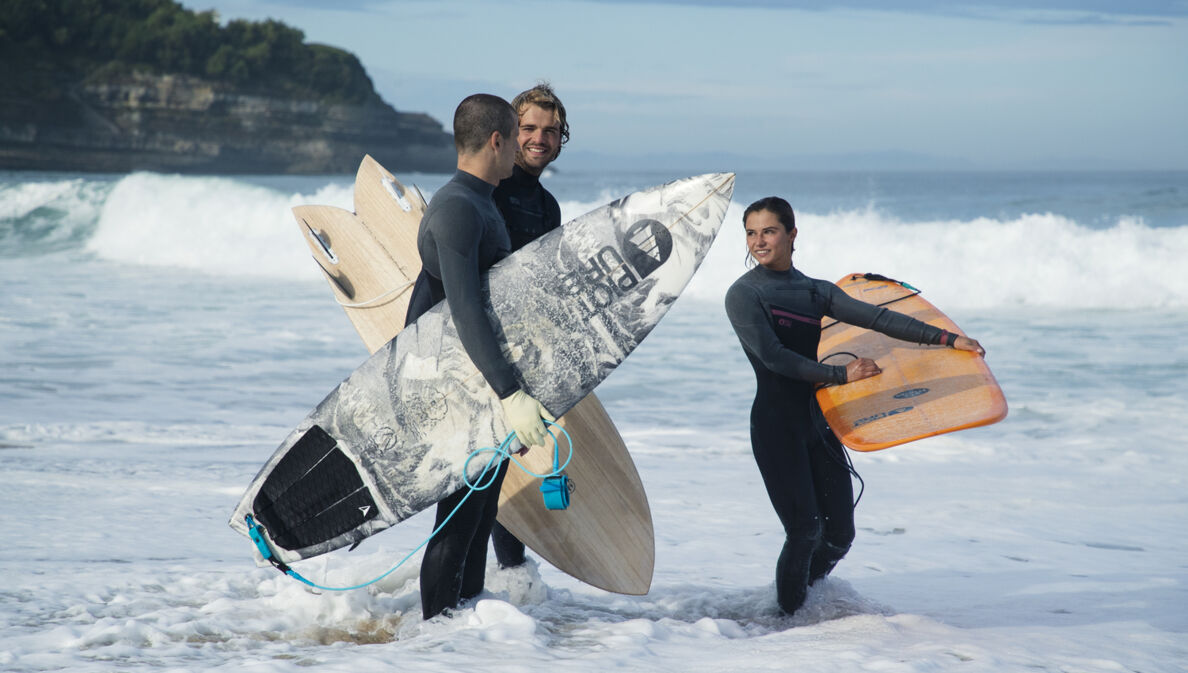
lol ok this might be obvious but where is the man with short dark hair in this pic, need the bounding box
[489,83,571,569]
[407,93,554,620]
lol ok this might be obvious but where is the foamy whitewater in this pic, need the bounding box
[2,168,1186,672]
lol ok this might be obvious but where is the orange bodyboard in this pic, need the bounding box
[815,273,1007,451]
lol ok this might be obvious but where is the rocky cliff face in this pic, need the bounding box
[0,72,455,174]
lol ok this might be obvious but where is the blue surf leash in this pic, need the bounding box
[244,421,573,592]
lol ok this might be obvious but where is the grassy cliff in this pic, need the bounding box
[0,0,454,173]
[1,0,379,104]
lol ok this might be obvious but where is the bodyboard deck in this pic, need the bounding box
[815,273,1007,452]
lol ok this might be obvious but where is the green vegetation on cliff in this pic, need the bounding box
[0,0,379,105]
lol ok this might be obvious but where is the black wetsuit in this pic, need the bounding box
[488,164,562,568]
[406,170,518,620]
[724,265,948,614]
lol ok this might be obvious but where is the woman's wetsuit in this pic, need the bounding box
[724,264,948,613]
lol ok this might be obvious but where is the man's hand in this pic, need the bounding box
[500,390,556,448]
[845,357,882,383]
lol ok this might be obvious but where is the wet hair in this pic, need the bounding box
[511,82,571,147]
[743,196,795,232]
[453,94,517,154]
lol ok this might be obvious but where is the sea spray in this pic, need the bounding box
[86,172,355,278]
[4,169,1186,309]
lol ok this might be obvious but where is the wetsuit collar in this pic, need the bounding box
[454,169,497,197]
[509,164,542,187]
[753,261,799,279]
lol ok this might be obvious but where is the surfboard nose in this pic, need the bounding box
[707,171,736,193]
[661,172,736,237]
[677,172,736,199]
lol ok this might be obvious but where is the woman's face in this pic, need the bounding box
[744,209,795,271]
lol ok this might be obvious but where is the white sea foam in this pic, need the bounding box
[681,202,1188,310]
[55,171,1187,309]
[2,209,1186,672]
[85,172,355,279]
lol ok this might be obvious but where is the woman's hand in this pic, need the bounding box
[953,335,986,356]
[845,357,882,383]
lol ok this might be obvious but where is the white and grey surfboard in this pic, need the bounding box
[229,173,735,564]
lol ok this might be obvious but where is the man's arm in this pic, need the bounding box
[431,200,520,398]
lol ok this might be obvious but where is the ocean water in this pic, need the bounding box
[1,167,1186,672]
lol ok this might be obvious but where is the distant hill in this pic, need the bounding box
[0,0,455,174]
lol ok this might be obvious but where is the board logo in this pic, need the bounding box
[556,219,673,319]
[894,388,930,399]
[853,406,913,428]
[359,505,371,517]
[623,219,672,279]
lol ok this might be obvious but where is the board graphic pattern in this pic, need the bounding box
[231,173,735,563]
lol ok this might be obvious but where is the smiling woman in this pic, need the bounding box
[724,194,984,616]
[743,197,796,272]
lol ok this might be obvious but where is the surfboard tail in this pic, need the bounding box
[230,424,389,563]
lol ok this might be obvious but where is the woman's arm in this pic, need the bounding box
[724,282,847,384]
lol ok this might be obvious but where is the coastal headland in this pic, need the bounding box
[0,1,455,174]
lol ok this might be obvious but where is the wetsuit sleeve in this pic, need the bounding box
[725,282,848,385]
[432,200,520,398]
[822,282,946,345]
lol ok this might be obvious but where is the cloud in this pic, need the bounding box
[579,0,1187,25]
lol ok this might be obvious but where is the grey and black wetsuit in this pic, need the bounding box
[406,170,518,620]
[489,164,562,568]
[724,264,948,614]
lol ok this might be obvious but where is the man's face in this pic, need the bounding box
[515,104,563,175]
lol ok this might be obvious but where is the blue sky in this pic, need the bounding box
[188,0,1187,170]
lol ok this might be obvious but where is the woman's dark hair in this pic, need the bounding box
[743,196,795,232]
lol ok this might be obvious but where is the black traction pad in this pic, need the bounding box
[253,425,378,551]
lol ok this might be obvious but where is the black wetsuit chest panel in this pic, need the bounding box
[725,266,847,389]
[769,301,824,362]
[494,165,561,251]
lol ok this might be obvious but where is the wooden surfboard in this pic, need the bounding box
[815,273,1007,452]
[284,155,656,594]
[292,160,425,347]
